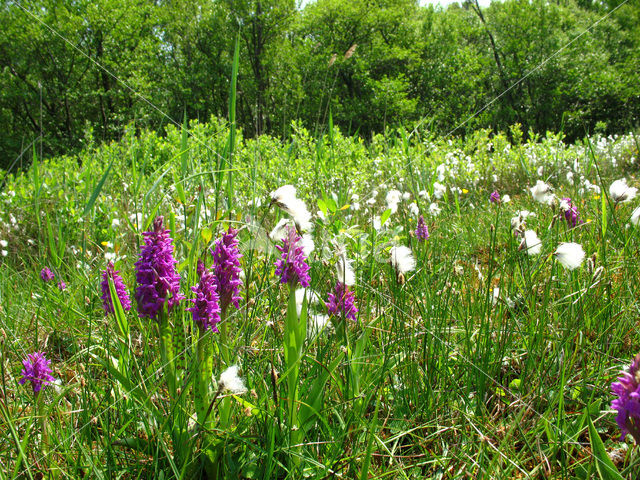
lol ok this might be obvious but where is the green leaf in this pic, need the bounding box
[380,208,392,227]
[587,413,624,480]
[83,155,114,216]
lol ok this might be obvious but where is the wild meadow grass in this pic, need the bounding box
[0,122,639,479]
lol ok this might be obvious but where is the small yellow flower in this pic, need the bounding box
[462,189,469,194]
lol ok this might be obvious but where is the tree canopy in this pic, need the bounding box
[1,0,638,167]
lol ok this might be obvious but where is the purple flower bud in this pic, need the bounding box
[611,353,640,443]
[489,191,501,204]
[134,217,184,320]
[560,197,583,228]
[415,215,429,241]
[275,227,311,288]
[57,281,67,291]
[40,267,54,282]
[19,351,55,395]
[101,261,132,314]
[211,227,243,314]
[187,260,222,332]
[326,282,358,322]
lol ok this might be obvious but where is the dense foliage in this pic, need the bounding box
[1,122,640,477]
[2,0,639,168]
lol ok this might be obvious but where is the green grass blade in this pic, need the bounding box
[587,413,624,480]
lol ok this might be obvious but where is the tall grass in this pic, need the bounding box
[0,120,639,478]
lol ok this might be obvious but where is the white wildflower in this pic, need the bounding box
[402,192,411,201]
[609,178,637,203]
[0,240,7,248]
[390,246,416,275]
[385,190,402,214]
[418,190,430,201]
[351,202,361,211]
[408,202,419,216]
[433,182,446,200]
[520,230,542,255]
[554,242,585,271]
[218,365,247,394]
[530,180,555,205]
[501,194,511,203]
[429,202,441,217]
[1,250,7,257]
[111,218,120,228]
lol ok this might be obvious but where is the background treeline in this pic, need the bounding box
[1,0,639,169]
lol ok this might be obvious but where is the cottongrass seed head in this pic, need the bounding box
[530,180,555,205]
[390,246,416,276]
[554,242,585,270]
[520,230,542,256]
[609,178,637,204]
[218,365,247,394]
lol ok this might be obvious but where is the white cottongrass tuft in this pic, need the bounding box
[385,190,402,213]
[307,314,332,339]
[270,185,297,206]
[501,194,511,203]
[530,180,555,205]
[609,178,637,204]
[270,185,313,232]
[390,246,416,275]
[300,234,315,256]
[554,243,585,271]
[520,230,542,255]
[429,202,441,216]
[335,254,356,286]
[218,365,247,394]
[269,218,292,242]
[295,288,320,316]
[631,206,640,226]
[511,210,536,231]
[0,240,7,248]
[408,202,419,217]
[433,182,446,200]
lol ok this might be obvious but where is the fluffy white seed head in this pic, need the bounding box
[270,185,297,206]
[390,246,416,275]
[385,190,402,214]
[609,178,637,203]
[307,314,332,339]
[520,230,542,255]
[554,242,585,271]
[295,288,320,316]
[300,234,315,256]
[530,180,555,205]
[218,365,247,394]
[269,218,292,243]
[335,255,356,286]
